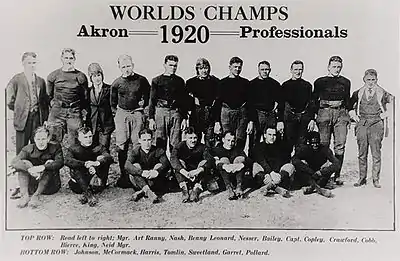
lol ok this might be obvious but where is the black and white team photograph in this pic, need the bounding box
[2,0,397,232]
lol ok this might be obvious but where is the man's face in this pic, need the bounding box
[185,133,198,149]
[119,59,134,77]
[91,73,103,86]
[291,64,303,80]
[78,131,93,147]
[164,60,178,75]
[198,66,210,79]
[222,133,235,150]
[229,62,242,77]
[61,52,76,70]
[264,128,277,144]
[364,74,377,88]
[328,61,342,77]
[23,56,37,73]
[34,131,50,151]
[309,138,320,151]
[139,133,152,151]
[258,64,271,79]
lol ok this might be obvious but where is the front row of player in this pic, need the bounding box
[11,124,339,208]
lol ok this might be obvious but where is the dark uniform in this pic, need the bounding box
[186,75,219,147]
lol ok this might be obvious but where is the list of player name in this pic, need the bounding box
[18,233,378,256]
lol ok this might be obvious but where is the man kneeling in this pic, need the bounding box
[65,127,113,206]
[125,129,170,203]
[292,131,339,198]
[251,126,294,198]
[209,131,251,200]
[171,127,212,203]
[11,127,63,208]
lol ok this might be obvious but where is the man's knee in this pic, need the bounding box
[233,156,245,164]
[280,163,295,177]
[252,162,264,176]
[219,157,230,165]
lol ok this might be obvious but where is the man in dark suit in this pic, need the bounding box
[87,63,115,150]
[7,52,49,154]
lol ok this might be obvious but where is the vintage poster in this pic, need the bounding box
[0,0,399,260]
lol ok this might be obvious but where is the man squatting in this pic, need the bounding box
[8,52,393,208]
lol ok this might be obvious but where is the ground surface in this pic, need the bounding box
[5,118,395,230]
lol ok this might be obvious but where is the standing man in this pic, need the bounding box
[209,131,252,200]
[186,58,220,147]
[282,60,316,154]
[111,55,151,188]
[349,69,392,188]
[170,127,212,203]
[313,56,351,186]
[292,131,339,198]
[47,48,89,146]
[149,55,192,152]
[214,57,253,151]
[87,63,115,151]
[125,129,170,204]
[65,127,113,207]
[248,60,283,149]
[11,127,63,208]
[7,52,49,154]
[251,125,294,198]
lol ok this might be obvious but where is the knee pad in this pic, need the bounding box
[21,160,34,170]
[133,163,142,170]
[219,157,230,165]
[280,163,295,177]
[233,156,245,164]
[252,162,264,177]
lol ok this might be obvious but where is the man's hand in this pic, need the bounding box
[232,163,245,172]
[246,121,254,135]
[180,169,191,179]
[307,120,316,131]
[147,170,159,179]
[88,166,96,175]
[141,170,150,179]
[180,119,188,131]
[96,155,105,162]
[214,122,222,134]
[380,111,389,119]
[194,97,200,106]
[222,164,234,173]
[277,122,284,133]
[349,110,360,123]
[84,161,100,169]
[149,119,156,131]
[28,165,45,179]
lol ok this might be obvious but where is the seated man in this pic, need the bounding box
[291,131,339,198]
[208,131,251,200]
[171,127,212,203]
[251,126,294,198]
[65,127,113,207]
[125,129,170,204]
[11,126,63,208]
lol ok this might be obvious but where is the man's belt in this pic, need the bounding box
[60,100,81,108]
[156,99,176,109]
[285,102,308,115]
[319,100,343,108]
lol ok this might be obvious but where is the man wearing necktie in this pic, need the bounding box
[7,52,49,154]
[349,69,392,188]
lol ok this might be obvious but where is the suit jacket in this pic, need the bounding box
[87,83,115,134]
[7,72,49,131]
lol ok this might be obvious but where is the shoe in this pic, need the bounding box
[145,189,159,204]
[275,187,291,198]
[354,180,367,187]
[334,178,344,186]
[29,194,41,208]
[181,187,190,203]
[317,188,335,198]
[373,181,381,188]
[235,187,243,198]
[189,186,202,202]
[79,193,89,204]
[130,190,145,202]
[228,188,238,200]
[17,195,30,208]
[10,187,21,199]
[324,179,336,190]
[87,193,98,207]
[302,186,315,195]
